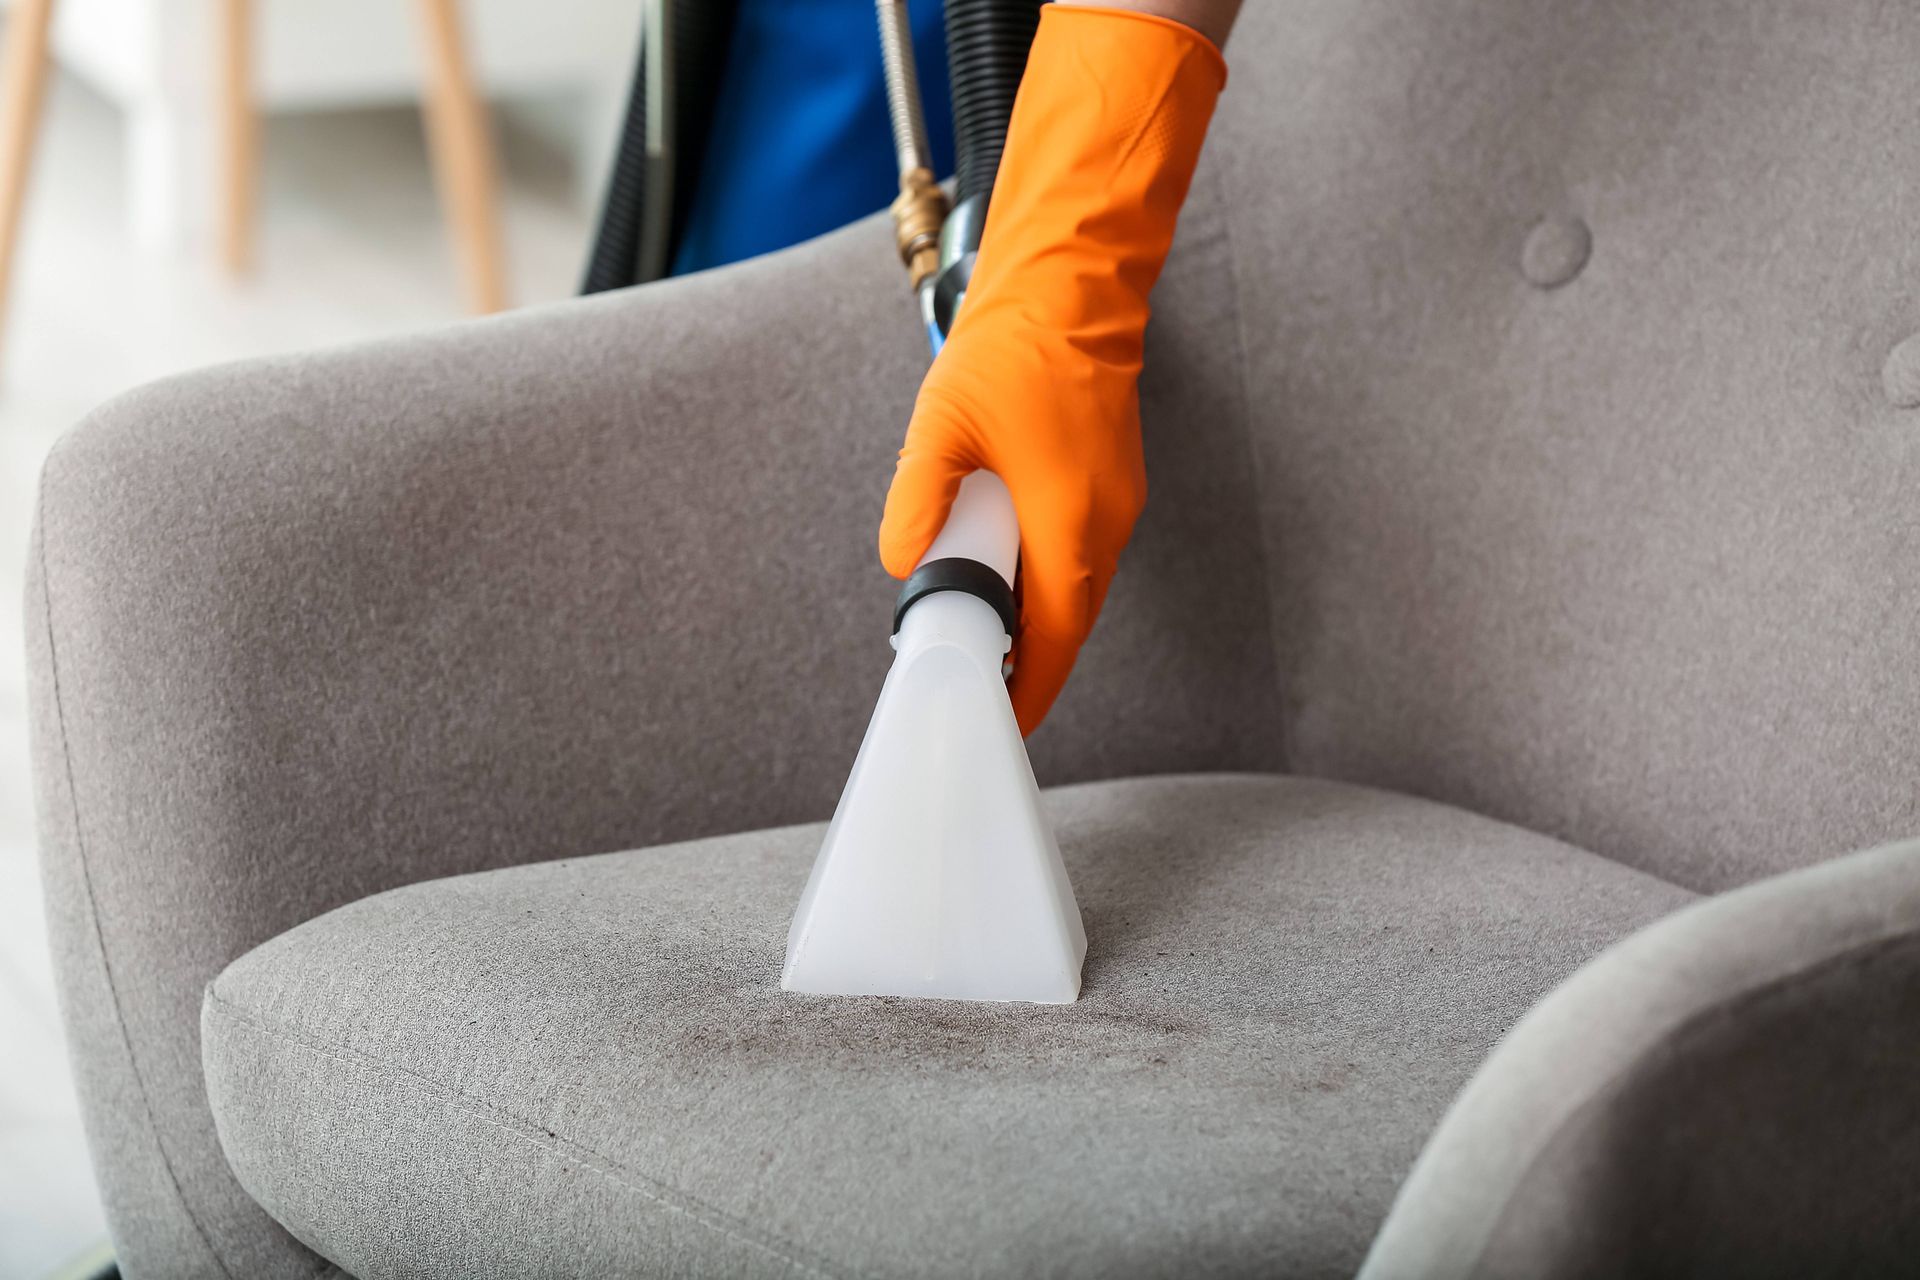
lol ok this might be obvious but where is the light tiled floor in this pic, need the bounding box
[0,54,596,1280]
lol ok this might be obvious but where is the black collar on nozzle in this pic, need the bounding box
[892,558,1019,637]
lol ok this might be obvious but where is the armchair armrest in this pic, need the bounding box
[27,214,928,1276]
[1361,838,1920,1278]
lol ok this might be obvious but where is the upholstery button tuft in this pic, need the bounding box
[1521,216,1591,289]
[1882,333,1920,408]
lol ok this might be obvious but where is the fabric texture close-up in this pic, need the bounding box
[23,1,1920,1277]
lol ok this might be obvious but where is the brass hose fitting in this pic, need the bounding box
[891,167,950,293]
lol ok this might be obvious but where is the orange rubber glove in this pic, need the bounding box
[877,5,1227,736]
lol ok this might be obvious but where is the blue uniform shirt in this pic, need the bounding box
[670,0,954,275]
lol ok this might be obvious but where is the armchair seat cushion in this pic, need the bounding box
[200,774,1692,1279]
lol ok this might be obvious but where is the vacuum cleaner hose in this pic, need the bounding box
[926,0,1045,336]
[945,0,1046,207]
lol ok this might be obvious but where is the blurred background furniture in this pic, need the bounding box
[0,0,641,362]
[26,2,1920,1277]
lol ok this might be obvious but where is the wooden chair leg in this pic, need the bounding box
[0,0,57,364]
[415,0,507,314]
[217,0,256,276]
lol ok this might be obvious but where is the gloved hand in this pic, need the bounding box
[877,5,1227,736]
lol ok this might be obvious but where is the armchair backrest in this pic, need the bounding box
[1186,0,1920,889]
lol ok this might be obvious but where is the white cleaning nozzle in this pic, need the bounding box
[782,473,1087,1003]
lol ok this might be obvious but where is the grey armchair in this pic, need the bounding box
[27,3,1920,1277]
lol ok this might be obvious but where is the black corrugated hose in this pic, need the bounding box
[945,0,1046,206]
[578,34,651,294]
[580,0,739,294]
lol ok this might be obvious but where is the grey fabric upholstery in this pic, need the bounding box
[200,775,1693,1280]
[27,0,1920,1274]
[1361,836,1920,1278]
[1220,0,1920,891]
[26,184,1268,1277]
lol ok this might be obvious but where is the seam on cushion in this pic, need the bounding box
[1210,155,1290,773]
[35,458,240,1280]
[1461,926,1920,1273]
[203,992,861,1280]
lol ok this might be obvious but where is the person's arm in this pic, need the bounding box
[1061,0,1242,47]
[878,3,1235,735]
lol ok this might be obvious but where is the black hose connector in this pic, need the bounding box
[944,0,1046,207]
[893,558,1018,637]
